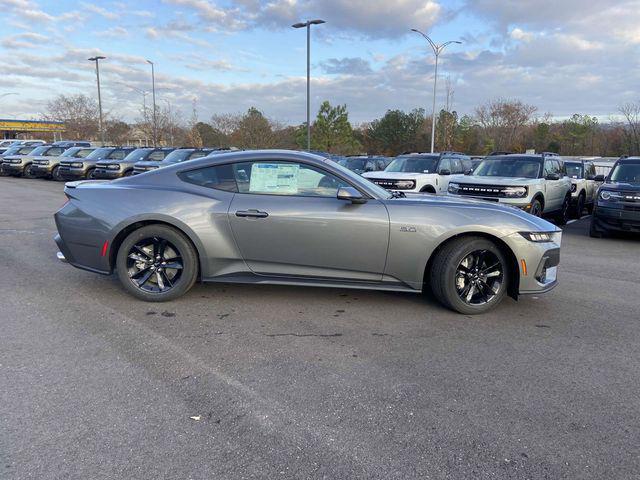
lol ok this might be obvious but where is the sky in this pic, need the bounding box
[0,0,638,126]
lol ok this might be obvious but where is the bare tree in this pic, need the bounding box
[475,98,537,152]
[44,94,99,140]
[619,102,640,155]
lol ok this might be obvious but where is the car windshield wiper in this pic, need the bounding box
[390,191,406,198]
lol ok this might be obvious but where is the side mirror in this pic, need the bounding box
[585,174,595,180]
[594,174,605,182]
[439,169,451,176]
[545,173,560,180]
[337,186,367,204]
[464,169,473,175]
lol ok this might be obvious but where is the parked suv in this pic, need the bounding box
[31,145,78,180]
[58,147,136,180]
[2,145,66,178]
[35,146,95,181]
[447,154,572,223]
[590,157,640,237]
[94,147,175,179]
[1,145,35,175]
[363,152,472,194]
[564,158,600,217]
[133,148,221,175]
[338,155,392,175]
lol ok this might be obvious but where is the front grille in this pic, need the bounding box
[370,178,416,190]
[620,191,640,202]
[455,184,511,198]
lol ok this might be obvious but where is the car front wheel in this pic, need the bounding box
[530,198,543,217]
[555,194,571,225]
[23,165,36,179]
[430,236,509,315]
[116,225,198,302]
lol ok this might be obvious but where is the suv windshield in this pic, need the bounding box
[61,147,94,158]
[474,156,542,179]
[339,158,368,171]
[610,161,640,184]
[28,146,49,156]
[162,149,195,164]
[85,147,114,160]
[123,148,154,162]
[385,155,439,173]
[564,162,583,178]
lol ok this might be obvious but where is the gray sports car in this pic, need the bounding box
[54,150,562,314]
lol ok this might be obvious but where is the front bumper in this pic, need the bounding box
[31,164,54,177]
[503,231,562,295]
[1,163,25,174]
[58,166,87,179]
[593,205,640,232]
[92,168,123,179]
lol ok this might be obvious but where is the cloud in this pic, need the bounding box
[95,26,130,38]
[1,32,49,49]
[320,57,373,75]
[80,2,118,20]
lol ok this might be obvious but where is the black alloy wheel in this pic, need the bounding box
[23,164,36,179]
[52,166,63,181]
[87,168,96,179]
[574,193,585,219]
[555,195,571,225]
[126,237,184,293]
[530,199,543,217]
[455,249,504,306]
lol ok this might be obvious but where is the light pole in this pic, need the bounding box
[88,56,106,144]
[146,60,157,146]
[411,29,461,153]
[292,19,325,151]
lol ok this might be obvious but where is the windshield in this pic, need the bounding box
[385,155,439,173]
[162,149,195,164]
[339,158,368,171]
[564,162,583,178]
[16,146,36,155]
[0,141,17,148]
[474,156,542,179]
[3,145,25,156]
[61,147,94,158]
[610,162,640,184]
[123,148,154,162]
[85,147,114,160]
[28,146,49,156]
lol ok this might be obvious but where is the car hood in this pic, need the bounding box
[450,175,538,185]
[601,182,640,192]
[384,194,557,232]
[363,171,438,179]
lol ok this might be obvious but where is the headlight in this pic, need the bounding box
[599,190,621,201]
[395,180,416,190]
[37,160,50,165]
[519,231,556,243]
[71,162,84,168]
[503,186,527,198]
[107,164,121,170]
[448,182,460,193]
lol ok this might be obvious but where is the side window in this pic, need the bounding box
[46,147,64,156]
[376,160,386,170]
[461,159,472,172]
[109,149,127,160]
[233,161,350,197]
[544,159,560,176]
[179,164,237,192]
[451,158,464,174]
[148,151,166,161]
[438,158,452,173]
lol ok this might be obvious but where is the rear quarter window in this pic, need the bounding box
[178,164,237,192]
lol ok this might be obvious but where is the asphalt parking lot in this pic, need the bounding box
[1,177,639,480]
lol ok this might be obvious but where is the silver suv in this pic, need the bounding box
[563,158,600,218]
[448,153,572,224]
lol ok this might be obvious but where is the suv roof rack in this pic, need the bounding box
[542,152,559,156]
[487,151,513,156]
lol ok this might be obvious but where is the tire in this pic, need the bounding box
[530,198,543,217]
[22,164,36,179]
[116,225,198,302]
[572,193,585,219]
[123,170,134,177]
[554,194,571,225]
[589,217,606,238]
[51,166,63,181]
[429,236,509,315]
[87,168,96,179]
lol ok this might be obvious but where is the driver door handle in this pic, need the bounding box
[235,209,269,218]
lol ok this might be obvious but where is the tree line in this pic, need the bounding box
[42,94,640,157]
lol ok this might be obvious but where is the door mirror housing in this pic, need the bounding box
[439,169,451,176]
[585,174,595,180]
[464,169,473,175]
[545,173,560,180]
[337,186,367,204]
[594,174,605,182]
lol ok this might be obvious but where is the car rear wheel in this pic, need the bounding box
[429,236,509,315]
[572,193,585,219]
[554,194,571,225]
[116,225,198,302]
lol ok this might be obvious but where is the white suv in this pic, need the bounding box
[447,153,572,224]
[563,158,600,217]
[362,152,472,194]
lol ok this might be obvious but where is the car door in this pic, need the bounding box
[543,159,563,210]
[227,159,390,281]
[585,162,597,202]
[436,157,453,193]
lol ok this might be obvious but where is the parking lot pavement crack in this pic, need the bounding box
[264,332,343,338]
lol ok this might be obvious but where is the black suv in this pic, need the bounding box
[590,157,640,237]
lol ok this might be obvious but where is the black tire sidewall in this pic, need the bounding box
[116,225,198,302]
[435,238,509,315]
[530,199,543,217]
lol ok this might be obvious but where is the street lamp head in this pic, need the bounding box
[292,22,306,28]
[292,19,326,28]
[146,59,154,65]
[309,19,325,25]
[88,56,106,61]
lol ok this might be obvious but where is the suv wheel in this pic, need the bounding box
[22,164,36,179]
[52,166,63,181]
[555,195,571,225]
[116,225,198,302]
[430,236,509,315]
[87,168,96,179]
[573,193,585,219]
[530,198,543,217]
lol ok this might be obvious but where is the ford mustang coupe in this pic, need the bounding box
[54,150,562,314]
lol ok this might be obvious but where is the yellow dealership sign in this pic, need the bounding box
[0,119,65,133]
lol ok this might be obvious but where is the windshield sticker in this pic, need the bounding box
[250,163,299,194]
